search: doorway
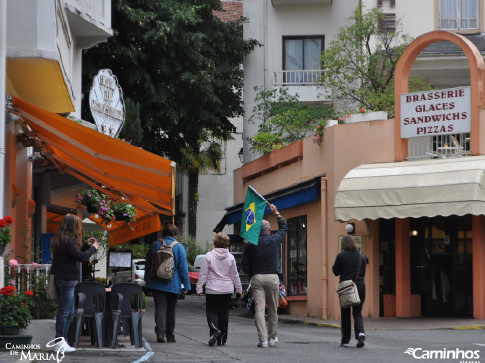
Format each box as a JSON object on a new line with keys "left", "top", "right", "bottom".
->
{"left": 410, "top": 216, "right": 473, "bottom": 317}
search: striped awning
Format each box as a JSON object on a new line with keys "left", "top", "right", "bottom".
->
{"left": 334, "top": 156, "right": 485, "bottom": 221}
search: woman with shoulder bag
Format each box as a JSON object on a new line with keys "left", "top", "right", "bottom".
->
{"left": 50, "top": 214, "right": 100, "bottom": 352}
{"left": 332, "top": 235, "right": 366, "bottom": 348}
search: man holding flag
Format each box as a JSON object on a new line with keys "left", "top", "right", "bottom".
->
{"left": 241, "top": 186, "right": 288, "bottom": 348}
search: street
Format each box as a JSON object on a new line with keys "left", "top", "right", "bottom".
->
{"left": 1, "top": 295, "right": 484, "bottom": 363}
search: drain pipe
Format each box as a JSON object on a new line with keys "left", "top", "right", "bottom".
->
{"left": 0, "top": 0, "right": 6, "bottom": 290}
{"left": 0, "top": 0, "right": 6, "bottom": 218}
{"left": 321, "top": 177, "right": 328, "bottom": 319}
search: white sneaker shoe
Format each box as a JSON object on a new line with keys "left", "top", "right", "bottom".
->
{"left": 54, "top": 340, "right": 76, "bottom": 353}
{"left": 269, "top": 337, "right": 278, "bottom": 347}
{"left": 257, "top": 341, "right": 268, "bottom": 348}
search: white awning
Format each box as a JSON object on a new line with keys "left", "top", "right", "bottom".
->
{"left": 334, "top": 156, "right": 485, "bottom": 222}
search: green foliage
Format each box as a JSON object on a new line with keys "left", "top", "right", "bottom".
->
{"left": 119, "top": 98, "right": 142, "bottom": 145}
{"left": 0, "top": 286, "right": 33, "bottom": 328}
{"left": 178, "top": 235, "right": 211, "bottom": 265}
{"left": 249, "top": 87, "right": 336, "bottom": 153}
{"left": 110, "top": 242, "right": 149, "bottom": 259}
{"left": 321, "top": 6, "right": 418, "bottom": 117}
{"left": 29, "top": 272, "right": 58, "bottom": 319}
{"left": 82, "top": 0, "right": 258, "bottom": 164}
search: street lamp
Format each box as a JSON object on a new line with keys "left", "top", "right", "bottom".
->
{"left": 238, "top": 147, "right": 244, "bottom": 163}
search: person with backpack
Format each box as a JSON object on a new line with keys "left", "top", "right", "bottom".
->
{"left": 196, "top": 232, "right": 242, "bottom": 346}
{"left": 145, "top": 224, "right": 191, "bottom": 343}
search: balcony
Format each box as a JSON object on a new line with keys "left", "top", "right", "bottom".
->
{"left": 408, "top": 133, "right": 471, "bottom": 160}
{"left": 272, "top": 0, "right": 332, "bottom": 5}
{"left": 273, "top": 70, "right": 331, "bottom": 102}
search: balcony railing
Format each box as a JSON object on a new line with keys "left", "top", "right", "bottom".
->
{"left": 273, "top": 70, "right": 324, "bottom": 86}
{"left": 408, "top": 133, "right": 471, "bottom": 160}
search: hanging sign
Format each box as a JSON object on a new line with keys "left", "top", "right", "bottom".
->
{"left": 400, "top": 86, "right": 470, "bottom": 138}
{"left": 89, "top": 69, "right": 125, "bottom": 137}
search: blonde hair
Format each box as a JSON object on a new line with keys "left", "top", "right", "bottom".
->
{"left": 213, "top": 232, "right": 230, "bottom": 248}
{"left": 51, "top": 214, "right": 83, "bottom": 251}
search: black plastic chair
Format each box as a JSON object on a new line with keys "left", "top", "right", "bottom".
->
{"left": 73, "top": 281, "right": 106, "bottom": 348}
{"left": 110, "top": 283, "right": 143, "bottom": 349}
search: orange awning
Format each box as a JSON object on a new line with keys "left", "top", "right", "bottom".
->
{"left": 12, "top": 97, "right": 175, "bottom": 217}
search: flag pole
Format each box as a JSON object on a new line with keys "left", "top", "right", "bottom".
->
{"left": 249, "top": 185, "right": 272, "bottom": 207}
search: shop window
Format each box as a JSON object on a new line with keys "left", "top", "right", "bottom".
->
{"left": 439, "top": 0, "right": 478, "bottom": 30}
{"left": 287, "top": 216, "right": 307, "bottom": 296}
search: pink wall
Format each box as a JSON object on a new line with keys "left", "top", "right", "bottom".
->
{"left": 236, "top": 118, "right": 395, "bottom": 319}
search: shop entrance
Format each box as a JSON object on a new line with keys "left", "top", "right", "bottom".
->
{"left": 410, "top": 216, "right": 473, "bottom": 317}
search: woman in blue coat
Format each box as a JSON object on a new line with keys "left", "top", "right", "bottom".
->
{"left": 145, "top": 224, "right": 191, "bottom": 343}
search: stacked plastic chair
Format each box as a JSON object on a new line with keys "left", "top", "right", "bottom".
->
{"left": 73, "top": 281, "right": 106, "bottom": 348}
{"left": 110, "top": 282, "right": 143, "bottom": 349}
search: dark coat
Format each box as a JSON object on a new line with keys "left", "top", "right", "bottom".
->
{"left": 242, "top": 216, "right": 288, "bottom": 276}
{"left": 51, "top": 238, "right": 96, "bottom": 281}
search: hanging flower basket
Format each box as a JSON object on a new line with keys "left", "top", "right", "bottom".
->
{"left": 112, "top": 202, "right": 136, "bottom": 224}
{"left": 77, "top": 188, "right": 111, "bottom": 220}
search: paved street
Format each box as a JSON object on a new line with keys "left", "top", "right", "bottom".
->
{"left": 1, "top": 295, "right": 485, "bottom": 363}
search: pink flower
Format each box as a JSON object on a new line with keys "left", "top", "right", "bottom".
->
{"left": 316, "top": 135, "right": 320, "bottom": 140}
{"left": 9, "top": 259, "right": 18, "bottom": 267}
{"left": 360, "top": 108, "right": 365, "bottom": 113}
{"left": 338, "top": 117, "right": 343, "bottom": 121}
{"left": 347, "top": 113, "right": 351, "bottom": 118}
{"left": 32, "top": 263, "right": 38, "bottom": 268}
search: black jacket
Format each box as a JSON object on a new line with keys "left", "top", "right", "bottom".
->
{"left": 51, "top": 238, "right": 96, "bottom": 281}
{"left": 242, "top": 216, "right": 288, "bottom": 276}
{"left": 332, "top": 250, "right": 366, "bottom": 284}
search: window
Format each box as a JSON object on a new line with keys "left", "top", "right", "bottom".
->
{"left": 283, "top": 36, "right": 324, "bottom": 85}
{"left": 287, "top": 216, "right": 307, "bottom": 296}
{"left": 439, "top": 0, "right": 478, "bottom": 30}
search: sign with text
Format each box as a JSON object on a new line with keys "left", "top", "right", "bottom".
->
{"left": 89, "top": 69, "right": 125, "bottom": 137}
{"left": 400, "top": 86, "right": 470, "bottom": 138}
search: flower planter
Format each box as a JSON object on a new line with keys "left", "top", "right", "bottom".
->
{"left": 19, "top": 319, "right": 56, "bottom": 347}
{"left": 0, "top": 325, "right": 19, "bottom": 335}
{"left": 345, "top": 111, "right": 388, "bottom": 124}
{"left": 114, "top": 212, "right": 129, "bottom": 222}
{"left": 0, "top": 335, "right": 32, "bottom": 351}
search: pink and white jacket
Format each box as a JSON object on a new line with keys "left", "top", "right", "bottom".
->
{"left": 196, "top": 248, "right": 242, "bottom": 295}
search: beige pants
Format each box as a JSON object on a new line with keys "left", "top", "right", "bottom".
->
{"left": 251, "top": 274, "right": 280, "bottom": 342}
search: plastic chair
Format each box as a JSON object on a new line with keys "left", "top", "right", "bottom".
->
{"left": 110, "top": 283, "right": 143, "bottom": 349}
{"left": 73, "top": 281, "right": 106, "bottom": 348}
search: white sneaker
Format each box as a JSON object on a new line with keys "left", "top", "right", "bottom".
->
{"left": 257, "top": 341, "right": 268, "bottom": 348}
{"left": 54, "top": 340, "right": 76, "bottom": 353}
{"left": 269, "top": 337, "right": 278, "bottom": 347}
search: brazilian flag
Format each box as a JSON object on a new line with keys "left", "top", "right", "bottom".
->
{"left": 240, "top": 186, "right": 267, "bottom": 245}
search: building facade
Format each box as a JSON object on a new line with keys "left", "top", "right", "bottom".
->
{"left": 231, "top": 0, "right": 485, "bottom": 319}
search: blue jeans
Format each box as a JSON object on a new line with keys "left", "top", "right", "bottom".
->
{"left": 55, "top": 280, "right": 77, "bottom": 340}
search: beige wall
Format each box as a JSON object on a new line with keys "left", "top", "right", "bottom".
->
{"left": 235, "top": 118, "right": 395, "bottom": 319}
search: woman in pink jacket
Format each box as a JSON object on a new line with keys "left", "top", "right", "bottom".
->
{"left": 197, "top": 232, "right": 242, "bottom": 346}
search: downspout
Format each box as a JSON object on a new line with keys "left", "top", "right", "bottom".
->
{"left": 0, "top": 0, "right": 6, "bottom": 289}
{"left": 0, "top": 0, "right": 6, "bottom": 217}
{"left": 321, "top": 177, "right": 328, "bottom": 319}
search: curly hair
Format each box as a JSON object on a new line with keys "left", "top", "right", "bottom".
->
{"left": 213, "top": 232, "right": 230, "bottom": 248}
{"left": 50, "top": 214, "right": 83, "bottom": 251}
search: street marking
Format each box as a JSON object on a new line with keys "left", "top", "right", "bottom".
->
{"left": 131, "top": 338, "right": 154, "bottom": 363}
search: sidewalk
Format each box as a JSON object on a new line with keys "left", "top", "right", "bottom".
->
{"left": 230, "top": 306, "right": 485, "bottom": 331}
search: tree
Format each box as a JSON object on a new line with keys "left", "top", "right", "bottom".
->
{"left": 249, "top": 87, "right": 336, "bottom": 154}
{"left": 321, "top": 6, "right": 430, "bottom": 117}
{"left": 82, "top": 0, "right": 258, "bottom": 238}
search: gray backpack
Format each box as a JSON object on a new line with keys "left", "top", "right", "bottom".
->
{"left": 150, "top": 240, "right": 179, "bottom": 281}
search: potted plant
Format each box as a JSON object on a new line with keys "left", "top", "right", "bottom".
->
{"left": 0, "top": 285, "right": 33, "bottom": 335}
{"left": 112, "top": 201, "right": 136, "bottom": 224}
{"left": 77, "top": 187, "right": 111, "bottom": 219}
{"left": 0, "top": 215, "right": 13, "bottom": 256}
